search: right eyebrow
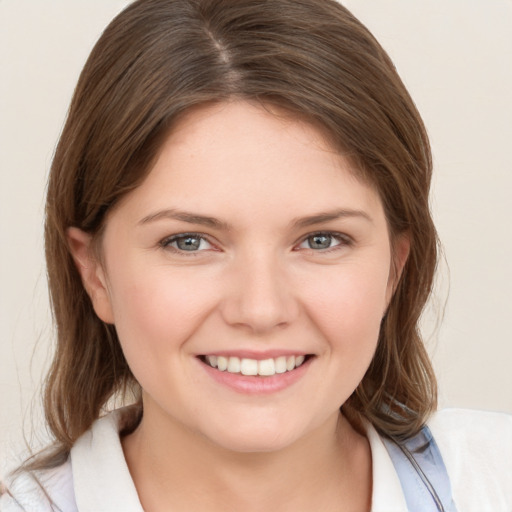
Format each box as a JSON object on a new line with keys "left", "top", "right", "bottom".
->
{"left": 138, "top": 209, "right": 232, "bottom": 231}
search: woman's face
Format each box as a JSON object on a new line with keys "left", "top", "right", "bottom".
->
{"left": 73, "top": 101, "right": 406, "bottom": 453}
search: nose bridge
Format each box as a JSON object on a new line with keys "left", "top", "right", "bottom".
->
{"left": 221, "top": 247, "right": 297, "bottom": 333}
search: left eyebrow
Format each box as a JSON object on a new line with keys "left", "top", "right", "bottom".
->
{"left": 290, "top": 209, "right": 373, "bottom": 229}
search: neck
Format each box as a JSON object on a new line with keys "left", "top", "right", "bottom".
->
{"left": 122, "top": 402, "right": 372, "bottom": 512}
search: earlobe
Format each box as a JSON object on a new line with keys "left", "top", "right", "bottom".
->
{"left": 385, "top": 232, "right": 411, "bottom": 306}
{"left": 67, "top": 227, "right": 115, "bottom": 324}
{"left": 394, "top": 232, "right": 411, "bottom": 280}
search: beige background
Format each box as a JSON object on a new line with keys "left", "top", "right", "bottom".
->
{"left": 1, "top": 0, "right": 511, "bottom": 475}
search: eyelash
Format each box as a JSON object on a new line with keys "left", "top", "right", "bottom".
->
{"left": 159, "top": 232, "right": 214, "bottom": 255}
{"left": 159, "top": 231, "right": 352, "bottom": 256}
{"left": 294, "top": 231, "right": 353, "bottom": 253}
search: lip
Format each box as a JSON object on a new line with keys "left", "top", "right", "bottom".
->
{"left": 197, "top": 354, "right": 313, "bottom": 395}
{"left": 200, "top": 349, "right": 309, "bottom": 360}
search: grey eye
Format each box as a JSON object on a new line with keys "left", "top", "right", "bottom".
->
{"left": 307, "top": 234, "right": 334, "bottom": 250}
{"left": 297, "top": 233, "right": 343, "bottom": 251}
{"left": 164, "top": 234, "right": 212, "bottom": 252}
{"left": 175, "top": 236, "right": 202, "bottom": 251}
{"left": 296, "top": 232, "right": 348, "bottom": 252}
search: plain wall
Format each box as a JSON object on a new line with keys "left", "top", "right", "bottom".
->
{"left": 1, "top": 0, "right": 511, "bottom": 474}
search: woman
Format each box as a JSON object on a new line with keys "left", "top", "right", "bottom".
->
{"left": 1, "top": 0, "right": 511, "bottom": 510}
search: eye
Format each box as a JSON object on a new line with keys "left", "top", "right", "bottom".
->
{"left": 160, "top": 233, "right": 213, "bottom": 253}
{"left": 296, "top": 232, "right": 349, "bottom": 251}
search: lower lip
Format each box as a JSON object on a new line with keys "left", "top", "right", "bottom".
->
{"left": 198, "top": 357, "right": 312, "bottom": 395}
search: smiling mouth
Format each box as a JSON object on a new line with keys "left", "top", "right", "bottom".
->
{"left": 199, "top": 354, "right": 312, "bottom": 377}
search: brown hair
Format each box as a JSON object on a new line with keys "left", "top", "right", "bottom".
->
{"left": 38, "top": 0, "right": 436, "bottom": 469}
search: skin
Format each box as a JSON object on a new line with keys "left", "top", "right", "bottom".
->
{"left": 69, "top": 101, "right": 409, "bottom": 512}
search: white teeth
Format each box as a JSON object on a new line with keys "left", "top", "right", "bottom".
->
{"left": 275, "top": 356, "right": 287, "bottom": 374}
{"left": 227, "top": 356, "right": 241, "bottom": 373}
{"left": 240, "top": 358, "right": 258, "bottom": 376}
{"left": 204, "top": 354, "right": 308, "bottom": 376}
{"left": 258, "top": 358, "right": 275, "bottom": 376}
{"left": 217, "top": 356, "right": 228, "bottom": 371}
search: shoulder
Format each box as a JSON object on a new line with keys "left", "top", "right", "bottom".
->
{"left": 69, "top": 406, "right": 144, "bottom": 511}
{"left": 429, "top": 408, "right": 512, "bottom": 457}
{"left": 428, "top": 408, "right": 512, "bottom": 510}
{"left": 0, "top": 457, "right": 77, "bottom": 512}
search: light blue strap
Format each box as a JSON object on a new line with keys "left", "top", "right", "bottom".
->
{"left": 382, "top": 426, "right": 457, "bottom": 512}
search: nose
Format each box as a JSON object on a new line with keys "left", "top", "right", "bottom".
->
{"left": 220, "top": 251, "right": 299, "bottom": 335}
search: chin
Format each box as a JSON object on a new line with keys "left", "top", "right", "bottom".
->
{"left": 196, "top": 413, "right": 319, "bottom": 455}
{"left": 208, "top": 430, "right": 297, "bottom": 454}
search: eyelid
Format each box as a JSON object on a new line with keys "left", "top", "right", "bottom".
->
{"left": 294, "top": 231, "right": 353, "bottom": 251}
{"left": 159, "top": 232, "right": 217, "bottom": 254}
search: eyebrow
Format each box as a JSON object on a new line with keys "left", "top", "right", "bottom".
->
{"left": 138, "top": 207, "right": 372, "bottom": 230}
{"left": 138, "top": 209, "right": 231, "bottom": 230}
{"left": 290, "top": 209, "right": 373, "bottom": 228}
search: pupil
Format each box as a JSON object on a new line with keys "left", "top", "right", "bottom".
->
{"left": 178, "top": 236, "right": 200, "bottom": 251}
{"left": 310, "top": 234, "right": 331, "bottom": 249}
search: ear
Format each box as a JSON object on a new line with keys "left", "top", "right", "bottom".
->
{"left": 385, "top": 232, "right": 411, "bottom": 306}
{"left": 67, "top": 227, "right": 115, "bottom": 324}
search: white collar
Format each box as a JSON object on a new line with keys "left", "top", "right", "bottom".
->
{"left": 71, "top": 408, "right": 408, "bottom": 511}
{"left": 71, "top": 408, "right": 144, "bottom": 512}
{"left": 365, "top": 422, "right": 408, "bottom": 511}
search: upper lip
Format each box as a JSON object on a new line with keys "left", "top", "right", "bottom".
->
{"left": 198, "top": 349, "right": 311, "bottom": 360}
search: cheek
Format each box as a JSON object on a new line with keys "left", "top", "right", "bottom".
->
{"left": 301, "top": 260, "right": 390, "bottom": 355}
{"left": 105, "top": 262, "right": 217, "bottom": 366}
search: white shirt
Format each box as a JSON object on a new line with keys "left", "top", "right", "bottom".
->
{"left": 1, "top": 408, "right": 511, "bottom": 511}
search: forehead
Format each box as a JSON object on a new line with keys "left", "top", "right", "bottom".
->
{"left": 164, "top": 100, "right": 337, "bottom": 162}
{"left": 111, "top": 100, "right": 385, "bottom": 229}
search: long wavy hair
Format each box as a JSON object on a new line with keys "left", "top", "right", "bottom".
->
{"left": 35, "top": 0, "right": 436, "bottom": 470}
